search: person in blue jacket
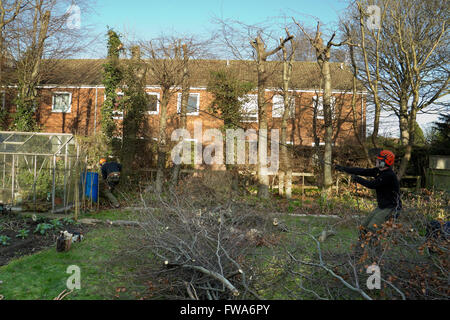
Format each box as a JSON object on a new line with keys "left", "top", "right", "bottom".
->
{"left": 99, "top": 158, "right": 122, "bottom": 208}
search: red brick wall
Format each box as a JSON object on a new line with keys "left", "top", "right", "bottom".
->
{"left": 4, "top": 86, "right": 366, "bottom": 147}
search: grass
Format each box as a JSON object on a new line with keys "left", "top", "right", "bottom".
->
{"left": 1, "top": 186, "right": 445, "bottom": 300}
{"left": 251, "top": 214, "right": 359, "bottom": 299}
{"left": 0, "top": 217, "right": 138, "bottom": 300}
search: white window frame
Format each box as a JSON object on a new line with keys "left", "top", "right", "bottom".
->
{"left": 177, "top": 93, "right": 200, "bottom": 116}
{"left": 313, "top": 95, "right": 336, "bottom": 120}
{"left": 240, "top": 94, "right": 258, "bottom": 123}
{"left": 272, "top": 95, "right": 295, "bottom": 119}
{"left": 146, "top": 92, "right": 160, "bottom": 115}
{"left": 51, "top": 92, "right": 72, "bottom": 113}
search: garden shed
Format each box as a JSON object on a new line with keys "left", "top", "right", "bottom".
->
{"left": 0, "top": 131, "right": 87, "bottom": 213}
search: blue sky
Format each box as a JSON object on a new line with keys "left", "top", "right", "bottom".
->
{"left": 81, "top": 0, "right": 445, "bottom": 132}
{"left": 86, "top": 0, "right": 348, "bottom": 46}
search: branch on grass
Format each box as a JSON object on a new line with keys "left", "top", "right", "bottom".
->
{"left": 166, "top": 263, "right": 239, "bottom": 297}
{"left": 287, "top": 232, "right": 374, "bottom": 301}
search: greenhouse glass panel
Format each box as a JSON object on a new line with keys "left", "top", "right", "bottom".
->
{"left": 0, "top": 132, "right": 88, "bottom": 214}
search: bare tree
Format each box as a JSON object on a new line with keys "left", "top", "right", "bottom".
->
{"left": 0, "top": 0, "right": 25, "bottom": 86}
{"left": 344, "top": 0, "right": 449, "bottom": 178}
{"left": 171, "top": 42, "right": 191, "bottom": 187}
{"left": 278, "top": 28, "right": 296, "bottom": 199}
{"left": 293, "top": 19, "right": 348, "bottom": 194}
{"left": 5, "top": 0, "right": 96, "bottom": 131}
{"left": 250, "top": 33, "right": 293, "bottom": 199}
{"left": 342, "top": 22, "right": 373, "bottom": 165}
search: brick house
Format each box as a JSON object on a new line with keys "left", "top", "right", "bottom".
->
{"left": 1, "top": 59, "right": 367, "bottom": 148}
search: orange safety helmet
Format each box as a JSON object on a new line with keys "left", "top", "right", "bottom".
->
{"left": 99, "top": 158, "right": 107, "bottom": 165}
{"left": 376, "top": 150, "right": 395, "bottom": 167}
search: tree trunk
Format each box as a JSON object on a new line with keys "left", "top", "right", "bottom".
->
{"left": 257, "top": 74, "right": 270, "bottom": 199}
{"left": 156, "top": 94, "right": 169, "bottom": 193}
{"left": 398, "top": 90, "right": 419, "bottom": 179}
{"left": 279, "top": 40, "right": 294, "bottom": 199}
{"left": 322, "top": 60, "right": 333, "bottom": 194}
{"left": 399, "top": 97, "right": 409, "bottom": 146}
{"left": 171, "top": 45, "right": 189, "bottom": 187}
{"left": 15, "top": 10, "right": 50, "bottom": 131}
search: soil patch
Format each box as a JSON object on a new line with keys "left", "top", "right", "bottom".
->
{"left": 0, "top": 213, "right": 91, "bottom": 266}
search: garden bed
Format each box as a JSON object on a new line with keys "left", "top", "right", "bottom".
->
{"left": 0, "top": 213, "right": 90, "bottom": 266}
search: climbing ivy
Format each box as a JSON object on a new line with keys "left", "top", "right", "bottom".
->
{"left": 101, "top": 29, "right": 123, "bottom": 147}
{"left": 207, "top": 69, "right": 254, "bottom": 130}
{"left": 13, "top": 83, "right": 39, "bottom": 132}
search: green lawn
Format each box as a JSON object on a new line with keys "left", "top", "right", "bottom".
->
{"left": 0, "top": 207, "right": 360, "bottom": 300}
{"left": 0, "top": 223, "right": 138, "bottom": 300}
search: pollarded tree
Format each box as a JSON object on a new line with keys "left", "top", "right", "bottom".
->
{"left": 278, "top": 28, "right": 296, "bottom": 199}
{"left": 250, "top": 33, "right": 293, "bottom": 199}
{"left": 141, "top": 37, "right": 188, "bottom": 194}
{"left": 293, "top": 19, "right": 348, "bottom": 194}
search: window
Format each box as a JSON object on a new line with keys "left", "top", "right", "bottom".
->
{"left": 112, "top": 93, "right": 124, "bottom": 120}
{"left": 240, "top": 94, "right": 258, "bottom": 123}
{"left": 272, "top": 95, "right": 295, "bottom": 118}
{"left": 146, "top": 93, "right": 159, "bottom": 115}
{"left": 52, "top": 92, "right": 72, "bottom": 113}
{"left": 177, "top": 93, "right": 200, "bottom": 116}
{"left": 313, "top": 95, "right": 336, "bottom": 120}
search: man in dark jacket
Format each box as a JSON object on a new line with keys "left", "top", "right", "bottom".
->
{"left": 336, "top": 150, "right": 402, "bottom": 235}
{"left": 99, "top": 158, "right": 122, "bottom": 208}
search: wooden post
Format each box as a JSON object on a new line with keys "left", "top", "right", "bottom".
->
{"left": 74, "top": 178, "right": 79, "bottom": 222}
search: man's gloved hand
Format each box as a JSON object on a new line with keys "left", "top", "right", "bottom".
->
{"left": 335, "top": 165, "right": 345, "bottom": 172}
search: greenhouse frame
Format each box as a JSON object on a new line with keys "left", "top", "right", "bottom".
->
{"left": 0, "top": 131, "right": 89, "bottom": 213}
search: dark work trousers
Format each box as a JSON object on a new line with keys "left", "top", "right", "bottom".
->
{"left": 101, "top": 173, "right": 120, "bottom": 208}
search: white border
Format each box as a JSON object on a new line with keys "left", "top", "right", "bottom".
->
{"left": 51, "top": 92, "right": 72, "bottom": 113}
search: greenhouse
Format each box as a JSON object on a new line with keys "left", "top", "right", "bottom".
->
{"left": 0, "top": 131, "right": 90, "bottom": 213}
